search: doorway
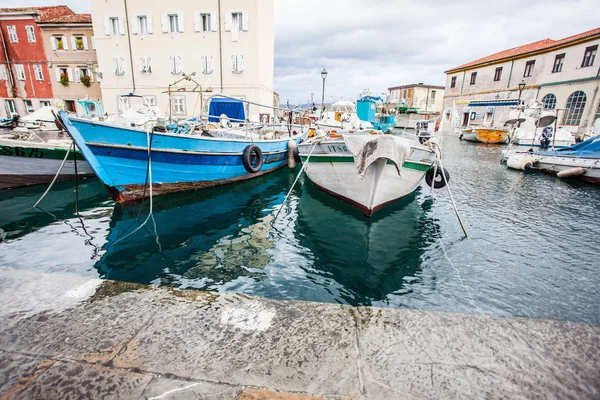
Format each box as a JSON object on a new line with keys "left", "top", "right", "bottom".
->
{"left": 462, "top": 112, "right": 469, "bottom": 126}
{"left": 64, "top": 100, "right": 76, "bottom": 113}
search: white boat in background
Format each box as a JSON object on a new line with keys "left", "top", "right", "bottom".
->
{"left": 19, "top": 106, "right": 61, "bottom": 132}
{"left": 297, "top": 132, "right": 443, "bottom": 216}
{"left": 0, "top": 131, "right": 94, "bottom": 190}
{"left": 315, "top": 101, "right": 374, "bottom": 132}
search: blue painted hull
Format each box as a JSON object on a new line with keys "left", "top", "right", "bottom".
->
{"left": 373, "top": 122, "right": 395, "bottom": 132}
{"left": 57, "top": 111, "right": 307, "bottom": 202}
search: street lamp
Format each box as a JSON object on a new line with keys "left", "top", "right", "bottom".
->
{"left": 310, "top": 92, "right": 314, "bottom": 109}
{"left": 518, "top": 80, "right": 526, "bottom": 104}
{"left": 320, "top": 69, "right": 328, "bottom": 112}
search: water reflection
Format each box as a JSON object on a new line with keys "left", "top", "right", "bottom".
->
{"left": 95, "top": 173, "right": 289, "bottom": 287}
{"left": 294, "top": 181, "right": 439, "bottom": 305}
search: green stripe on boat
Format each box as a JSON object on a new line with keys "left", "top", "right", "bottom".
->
{"left": 0, "top": 145, "right": 86, "bottom": 161}
{"left": 299, "top": 155, "right": 432, "bottom": 171}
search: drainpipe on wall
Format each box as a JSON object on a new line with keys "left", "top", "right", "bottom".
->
{"left": 123, "top": 0, "right": 136, "bottom": 92}
{"left": 218, "top": 0, "right": 224, "bottom": 93}
{"left": 460, "top": 70, "right": 466, "bottom": 94}
{"left": 0, "top": 25, "right": 17, "bottom": 97}
{"left": 425, "top": 86, "right": 430, "bottom": 112}
{"left": 506, "top": 58, "right": 514, "bottom": 90}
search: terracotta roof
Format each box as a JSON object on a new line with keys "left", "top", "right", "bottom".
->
{"left": 42, "top": 13, "right": 92, "bottom": 24}
{"left": 0, "top": 5, "right": 74, "bottom": 22}
{"left": 447, "top": 27, "right": 600, "bottom": 72}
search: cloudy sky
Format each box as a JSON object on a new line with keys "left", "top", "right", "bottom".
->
{"left": 7, "top": 0, "right": 600, "bottom": 104}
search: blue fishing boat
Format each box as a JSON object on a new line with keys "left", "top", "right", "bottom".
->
{"left": 373, "top": 114, "right": 395, "bottom": 133}
{"left": 56, "top": 111, "right": 307, "bottom": 203}
{"left": 356, "top": 95, "right": 394, "bottom": 132}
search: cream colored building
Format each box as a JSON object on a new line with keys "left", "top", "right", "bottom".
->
{"left": 387, "top": 83, "right": 445, "bottom": 113}
{"left": 441, "top": 27, "right": 600, "bottom": 136}
{"left": 90, "top": 0, "right": 275, "bottom": 118}
{"left": 39, "top": 13, "right": 102, "bottom": 113}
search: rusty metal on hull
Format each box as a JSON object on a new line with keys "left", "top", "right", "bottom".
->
{"left": 310, "top": 180, "right": 408, "bottom": 217}
{"left": 107, "top": 164, "right": 287, "bottom": 203}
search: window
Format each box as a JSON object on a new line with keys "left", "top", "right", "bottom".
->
{"left": 581, "top": 45, "right": 597, "bottom": 67}
{"left": 118, "top": 96, "right": 131, "bottom": 112}
{"left": 113, "top": 57, "right": 125, "bottom": 75}
{"left": 169, "top": 55, "right": 182, "bottom": 74}
{"left": 72, "top": 35, "right": 88, "bottom": 51}
{"left": 33, "top": 64, "right": 43, "bottom": 81}
{"left": 562, "top": 91, "right": 587, "bottom": 126}
{"left": 232, "top": 12, "right": 243, "bottom": 31}
{"left": 76, "top": 67, "right": 93, "bottom": 84}
{"left": 110, "top": 17, "right": 121, "bottom": 35}
{"left": 25, "top": 25, "right": 36, "bottom": 42}
{"left": 450, "top": 76, "right": 456, "bottom": 88}
{"left": 169, "top": 14, "right": 179, "bottom": 33}
{"left": 6, "top": 100, "right": 16, "bottom": 115}
{"left": 143, "top": 96, "right": 156, "bottom": 107}
{"left": 52, "top": 36, "right": 68, "bottom": 50}
{"left": 552, "top": 54, "right": 565, "bottom": 73}
{"left": 494, "top": 67, "right": 502, "bottom": 81}
{"left": 431, "top": 90, "right": 436, "bottom": 100}
{"left": 228, "top": 12, "right": 246, "bottom": 41}
{"left": 55, "top": 67, "right": 72, "bottom": 83}
{"left": 196, "top": 13, "right": 212, "bottom": 32}
{"left": 7, "top": 26, "right": 17, "bottom": 42}
{"left": 140, "top": 56, "right": 152, "bottom": 74}
{"left": 15, "top": 64, "right": 25, "bottom": 80}
{"left": 523, "top": 60, "right": 535, "bottom": 77}
{"left": 172, "top": 95, "right": 185, "bottom": 115}
{"left": 138, "top": 15, "right": 148, "bottom": 34}
{"left": 40, "top": 100, "right": 51, "bottom": 107}
{"left": 596, "top": 101, "right": 600, "bottom": 121}
{"left": 231, "top": 54, "right": 244, "bottom": 74}
{"left": 541, "top": 94, "right": 556, "bottom": 110}
{"left": 201, "top": 54, "right": 213, "bottom": 74}
{"left": 24, "top": 100, "right": 34, "bottom": 113}
{"left": 0, "top": 65, "right": 7, "bottom": 80}
{"left": 470, "top": 72, "right": 477, "bottom": 85}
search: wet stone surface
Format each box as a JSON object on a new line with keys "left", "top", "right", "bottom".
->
{"left": 0, "top": 282, "right": 598, "bottom": 399}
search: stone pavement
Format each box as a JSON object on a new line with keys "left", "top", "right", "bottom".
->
{"left": 0, "top": 280, "right": 598, "bottom": 399}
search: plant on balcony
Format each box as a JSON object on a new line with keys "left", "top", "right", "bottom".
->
{"left": 75, "top": 38, "right": 84, "bottom": 50}
{"left": 56, "top": 38, "right": 64, "bottom": 50}
{"left": 80, "top": 74, "right": 91, "bottom": 87}
{"left": 60, "top": 73, "right": 69, "bottom": 86}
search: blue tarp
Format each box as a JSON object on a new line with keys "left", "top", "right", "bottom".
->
{"left": 208, "top": 98, "right": 245, "bottom": 122}
{"left": 535, "top": 134, "right": 600, "bottom": 159}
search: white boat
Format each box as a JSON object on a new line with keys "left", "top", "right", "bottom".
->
{"left": 297, "top": 132, "right": 441, "bottom": 216}
{"left": 512, "top": 125, "right": 575, "bottom": 149}
{"left": 504, "top": 135, "right": 600, "bottom": 185}
{"left": 0, "top": 131, "right": 94, "bottom": 190}
{"left": 315, "top": 101, "right": 374, "bottom": 132}
{"left": 19, "top": 106, "right": 61, "bottom": 132}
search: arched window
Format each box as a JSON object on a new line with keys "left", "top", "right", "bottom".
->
{"left": 541, "top": 93, "right": 556, "bottom": 110}
{"left": 562, "top": 91, "right": 587, "bottom": 125}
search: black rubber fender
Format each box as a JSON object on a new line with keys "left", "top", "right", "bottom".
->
{"left": 293, "top": 146, "right": 301, "bottom": 163}
{"left": 425, "top": 167, "right": 450, "bottom": 189}
{"left": 242, "top": 145, "right": 263, "bottom": 173}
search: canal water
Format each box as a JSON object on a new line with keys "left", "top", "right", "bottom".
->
{"left": 1, "top": 134, "right": 599, "bottom": 324}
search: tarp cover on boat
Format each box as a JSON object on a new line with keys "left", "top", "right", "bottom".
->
{"left": 21, "top": 106, "right": 57, "bottom": 122}
{"left": 535, "top": 134, "right": 600, "bottom": 159}
{"left": 208, "top": 98, "right": 245, "bottom": 122}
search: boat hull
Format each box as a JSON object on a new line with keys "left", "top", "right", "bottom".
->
{"left": 512, "top": 138, "right": 574, "bottom": 149}
{"left": 298, "top": 140, "right": 434, "bottom": 215}
{"left": 59, "top": 112, "right": 307, "bottom": 202}
{"left": 463, "top": 129, "right": 509, "bottom": 144}
{"left": 535, "top": 156, "right": 600, "bottom": 185}
{"left": 0, "top": 141, "right": 93, "bottom": 190}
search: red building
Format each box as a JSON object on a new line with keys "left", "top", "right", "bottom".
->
{"left": 0, "top": 6, "right": 76, "bottom": 118}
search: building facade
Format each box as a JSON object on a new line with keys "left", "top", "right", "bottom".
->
{"left": 441, "top": 27, "right": 600, "bottom": 136}
{"left": 0, "top": 6, "right": 99, "bottom": 118}
{"left": 387, "top": 83, "right": 445, "bottom": 113}
{"left": 90, "top": 0, "right": 275, "bottom": 118}
{"left": 39, "top": 13, "right": 101, "bottom": 113}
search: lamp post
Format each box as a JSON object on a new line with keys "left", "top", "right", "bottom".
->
{"left": 320, "top": 69, "right": 328, "bottom": 112}
{"left": 517, "top": 80, "right": 526, "bottom": 104}
{"left": 310, "top": 92, "right": 314, "bottom": 109}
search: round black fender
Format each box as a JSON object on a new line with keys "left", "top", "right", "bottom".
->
{"left": 425, "top": 167, "right": 450, "bottom": 189}
{"left": 418, "top": 131, "right": 432, "bottom": 144}
{"left": 293, "top": 146, "right": 301, "bottom": 163}
{"left": 242, "top": 145, "right": 263, "bottom": 173}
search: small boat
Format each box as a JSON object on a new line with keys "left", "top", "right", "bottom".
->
{"left": 0, "top": 114, "right": 20, "bottom": 129}
{"left": 19, "top": 106, "right": 62, "bottom": 132}
{"left": 373, "top": 114, "right": 395, "bottom": 133}
{"left": 297, "top": 132, "right": 443, "bottom": 216}
{"left": 505, "top": 135, "right": 600, "bottom": 185}
{"left": 462, "top": 127, "right": 509, "bottom": 144}
{"left": 315, "top": 101, "right": 373, "bottom": 132}
{"left": 57, "top": 110, "right": 308, "bottom": 203}
{"left": 511, "top": 125, "right": 575, "bottom": 149}
{"left": 0, "top": 130, "right": 94, "bottom": 190}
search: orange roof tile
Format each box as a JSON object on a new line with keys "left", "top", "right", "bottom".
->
{"left": 447, "top": 27, "right": 600, "bottom": 72}
{"left": 42, "top": 13, "right": 92, "bottom": 24}
{"left": 0, "top": 5, "right": 74, "bottom": 22}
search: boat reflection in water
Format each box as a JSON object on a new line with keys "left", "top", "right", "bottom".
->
{"left": 294, "top": 179, "right": 439, "bottom": 306}
{"left": 95, "top": 171, "right": 290, "bottom": 286}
